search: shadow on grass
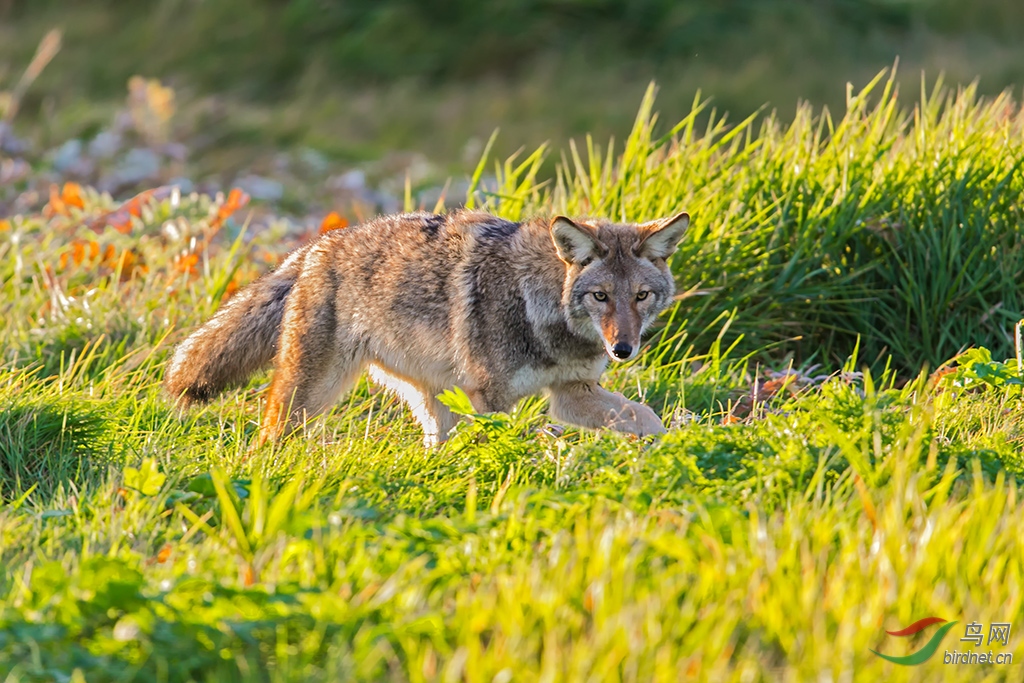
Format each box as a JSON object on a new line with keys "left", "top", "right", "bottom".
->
{"left": 16, "top": 320, "right": 145, "bottom": 381}
{"left": 0, "top": 399, "right": 110, "bottom": 499}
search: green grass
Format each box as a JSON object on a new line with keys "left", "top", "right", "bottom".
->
{"left": 477, "top": 73, "right": 1024, "bottom": 371}
{"left": 6, "top": 0, "right": 1024, "bottom": 175}
{"left": 2, "top": 74, "right": 1024, "bottom": 680}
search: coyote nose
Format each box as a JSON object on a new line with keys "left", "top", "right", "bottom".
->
{"left": 612, "top": 343, "right": 633, "bottom": 359}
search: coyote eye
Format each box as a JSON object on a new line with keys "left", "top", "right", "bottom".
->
{"left": 636, "top": 291, "right": 650, "bottom": 301}
{"left": 592, "top": 292, "right": 608, "bottom": 302}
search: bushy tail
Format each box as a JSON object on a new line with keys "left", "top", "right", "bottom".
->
{"left": 165, "top": 255, "right": 302, "bottom": 406}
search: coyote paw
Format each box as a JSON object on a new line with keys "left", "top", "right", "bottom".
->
{"left": 632, "top": 402, "right": 667, "bottom": 437}
{"left": 608, "top": 400, "right": 666, "bottom": 437}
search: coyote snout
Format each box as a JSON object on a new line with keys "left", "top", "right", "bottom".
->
{"left": 166, "top": 209, "right": 690, "bottom": 446}
{"left": 598, "top": 296, "right": 643, "bottom": 362}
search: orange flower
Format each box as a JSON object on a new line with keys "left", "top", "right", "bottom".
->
{"left": 242, "top": 563, "right": 256, "bottom": 587}
{"left": 174, "top": 252, "right": 200, "bottom": 276}
{"left": 62, "top": 182, "right": 85, "bottom": 210}
{"left": 44, "top": 182, "right": 86, "bottom": 218}
{"left": 57, "top": 240, "right": 146, "bottom": 281}
{"left": 44, "top": 184, "right": 67, "bottom": 218}
{"left": 58, "top": 239, "right": 99, "bottom": 270}
{"left": 107, "top": 247, "right": 148, "bottom": 280}
{"left": 209, "top": 188, "right": 251, "bottom": 230}
{"left": 88, "top": 185, "right": 176, "bottom": 234}
{"left": 319, "top": 211, "right": 349, "bottom": 234}
{"left": 146, "top": 544, "right": 173, "bottom": 566}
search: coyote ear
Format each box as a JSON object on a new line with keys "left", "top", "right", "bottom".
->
{"left": 551, "top": 216, "right": 604, "bottom": 264}
{"left": 637, "top": 211, "right": 690, "bottom": 260}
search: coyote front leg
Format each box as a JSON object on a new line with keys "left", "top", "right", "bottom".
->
{"left": 366, "top": 365, "right": 459, "bottom": 447}
{"left": 548, "top": 381, "right": 666, "bottom": 437}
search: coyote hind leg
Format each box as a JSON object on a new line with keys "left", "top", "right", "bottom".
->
{"left": 259, "top": 346, "right": 363, "bottom": 445}
{"left": 258, "top": 279, "right": 363, "bottom": 445}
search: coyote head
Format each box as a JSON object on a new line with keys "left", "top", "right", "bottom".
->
{"left": 551, "top": 212, "right": 689, "bottom": 362}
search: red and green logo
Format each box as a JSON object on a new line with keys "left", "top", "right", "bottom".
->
{"left": 871, "top": 617, "right": 958, "bottom": 666}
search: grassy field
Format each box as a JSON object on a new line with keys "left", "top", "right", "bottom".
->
{"left": 2, "top": 74, "right": 1024, "bottom": 681}
{"left": 5, "top": 0, "right": 1024, "bottom": 175}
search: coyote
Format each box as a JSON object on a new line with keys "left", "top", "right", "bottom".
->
{"left": 165, "top": 209, "right": 689, "bottom": 446}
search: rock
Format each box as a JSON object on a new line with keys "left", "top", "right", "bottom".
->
{"left": 88, "top": 131, "right": 122, "bottom": 159}
{"left": 299, "top": 148, "right": 329, "bottom": 175}
{"left": 99, "top": 147, "right": 163, "bottom": 192}
{"left": 234, "top": 174, "right": 284, "bottom": 202}
{"left": 112, "top": 111, "right": 135, "bottom": 135}
{"left": 326, "top": 169, "right": 366, "bottom": 193}
{"left": 195, "top": 178, "right": 223, "bottom": 197}
{"left": 161, "top": 142, "right": 188, "bottom": 162}
{"left": 118, "top": 147, "right": 160, "bottom": 183}
{"left": 167, "top": 176, "right": 195, "bottom": 194}
{"left": 0, "top": 123, "right": 30, "bottom": 156}
{"left": 51, "top": 139, "right": 84, "bottom": 173}
{"left": 50, "top": 138, "right": 96, "bottom": 178}
{"left": 0, "top": 158, "right": 31, "bottom": 185}
{"left": 373, "top": 190, "right": 400, "bottom": 215}
{"left": 117, "top": 147, "right": 162, "bottom": 184}
{"left": 273, "top": 152, "right": 291, "bottom": 174}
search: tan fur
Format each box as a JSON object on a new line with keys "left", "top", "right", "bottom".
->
{"left": 164, "top": 209, "right": 689, "bottom": 446}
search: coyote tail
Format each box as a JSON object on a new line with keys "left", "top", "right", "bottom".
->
{"left": 164, "top": 257, "right": 302, "bottom": 406}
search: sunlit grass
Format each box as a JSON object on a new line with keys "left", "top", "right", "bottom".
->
{"left": 482, "top": 72, "right": 1024, "bottom": 372}
{"left": 2, "top": 72, "right": 1024, "bottom": 681}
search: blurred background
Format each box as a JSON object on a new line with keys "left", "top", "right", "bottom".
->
{"left": 1, "top": 0, "right": 1023, "bottom": 216}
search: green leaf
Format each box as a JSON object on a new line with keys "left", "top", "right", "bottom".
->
{"left": 187, "top": 474, "right": 216, "bottom": 497}
{"left": 465, "top": 129, "right": 499, "bottom": 210}
{"left": 210, "top": 468, "right": 252, "bottom": 558}
{"left": 437, "top": 387, "right": 477, "bottom": 416}
{"left": 123, "top": 458, "right": 166, "bottom": 497}
{"left": 265, "top": 477, "right": 303, "bottom": 540}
